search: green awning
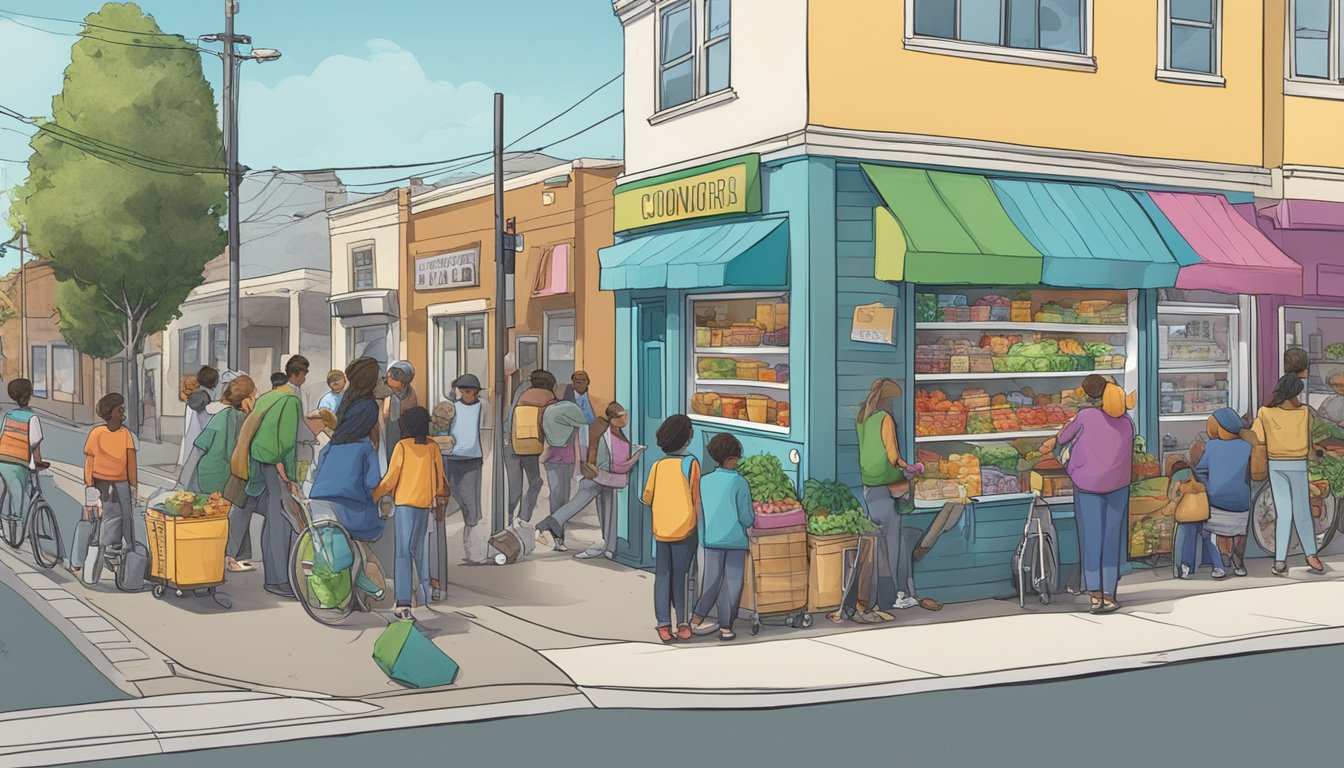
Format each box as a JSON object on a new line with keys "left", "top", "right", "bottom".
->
{"left": 862, "top": 164, "right": 1043, "bottom": 285}
{"left": 598, "top": 218, "right": 788, "bottom": 291}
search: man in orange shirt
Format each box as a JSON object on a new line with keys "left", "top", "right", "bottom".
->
{"left": 84, "top": 393, "right": 138, "bottom": 579}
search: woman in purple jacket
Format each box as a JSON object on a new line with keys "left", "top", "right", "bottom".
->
{"left": 1042, "top": 375, "right": 1134, "bottom": 614}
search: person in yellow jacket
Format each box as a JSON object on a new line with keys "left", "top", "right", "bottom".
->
{"left": 641, "top": 414, "right": 700, "bottom": 643}
{"left": 374, "top": 406, "right": 449, "bottom": 620}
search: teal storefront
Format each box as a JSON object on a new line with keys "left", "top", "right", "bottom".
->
{"left": 600, "top": 154, "right": 1292, "bottom": 602}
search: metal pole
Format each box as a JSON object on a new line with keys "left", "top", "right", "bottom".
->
{"left": 224, "top": 0, "right": 241, "bottom": 371}
{"left": 17, "top": 224, "right": 26, "bottom": 378}
{"left": 492, "top": 93, "right": 506, "bottom": 535}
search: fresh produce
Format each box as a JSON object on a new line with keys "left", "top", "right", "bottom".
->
{"left": 1309, "top": 452, "right": 1344, "bottom": 497}
{"left": 1326, "top": 342, "right": 1344, "bottom": 360}
{"left": 430, "top": 401, "right": 456, "bottom": 434}
{"left": 802, "top": 479, "right": 863, "bottom": 517}
{"left": 739, "top": 453, "right": 800, "bottom": 508}
{"left": 806, "top": 509, "right": 880, "bottom": 536}
{"left": 1132, "top": 452, "right": 1161, "bottom": 482}
{"left": 972, "top": 443, "right": 1019, "bottom": 474}
{"left": 1130, "top": 476, "right": 1169, "bottom": 499}
{"left": 160, "top": 490, "right": 229, "bottom": 519}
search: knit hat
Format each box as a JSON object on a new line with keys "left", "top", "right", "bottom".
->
{"left": 388, "top": 360, "right": 415, "bottom": 383}
{"left": 1212, "top": 407, "right": 1243, "bottom": 436}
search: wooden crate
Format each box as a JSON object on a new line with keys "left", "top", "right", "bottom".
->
{"left": 742, "top": 526, "right": 808, "bottom": 614}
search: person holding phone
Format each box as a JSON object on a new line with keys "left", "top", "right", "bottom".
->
{"left": 535, "top": 402, "right": 644, "bottom": 558}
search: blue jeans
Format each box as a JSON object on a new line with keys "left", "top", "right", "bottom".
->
{"left": 394, "top": 505, "right": 430, "bottom": 607}
{"left": 654, "top": 532, "right": 697, "bottom": 627}
{"left": 1175, "top": 521, "right": 1222, "bottom": 573}
{"left": 1269, "top": 460, "right": 1316, "bottom": 561}
{"left": 1075, "top": 487, "right": 1128, "bottom": 598}
{"left": 692, "top": 547, "right": 747, "bottom": 628}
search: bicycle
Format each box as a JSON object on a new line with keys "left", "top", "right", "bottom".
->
{"left": 0, "top": 461, "right": 64, "bottom": 570}
{"left": 287, "top": 490, "right": 386, "bottom": 626}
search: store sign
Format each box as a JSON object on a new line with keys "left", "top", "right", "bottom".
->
{"left": 613, "top": 155, "right": 761, "bottom": 231}
{"left": 414, "top": 248, "right": 479, "bottom": 291}
{"left": 851, "top": 302, "right": 896, "bottom": 345}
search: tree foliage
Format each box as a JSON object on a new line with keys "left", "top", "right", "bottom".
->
{"left": 8, "top": 2, "right": 225, "bottom": 427}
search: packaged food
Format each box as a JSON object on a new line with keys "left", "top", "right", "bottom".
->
{"left": 774, "top": 364, "right": 790, "bottom": 383}
{"left": 767, "top": 401, "right": 779, "bottom": 424}
{"left": 721, "top": 395, "right": 748, "bottom": 420}
{"left": 759, "top": 368, "right": 778, "bottom": 383}
{"left": 774, "top": 303, "right": 789, "bottom": 331}
{"left": 969, "top": 355, "right": 995, "bottom": 373}
{"left": 730, "top": 323, "right": 763, "bottom": 347}
{"left": 777, "top": 402, "right": 790, "bottom": 427}
{"left": 746, "top": 395, "right": 770, "bottom": 423}
{"left": 990, "top": 306, "right": 1010, "bottom": 322}
{"left": 756, "top": 302, "right": 777, "bottom": 333}
{"left": 962, "top": 389, "right": 991, "bottom": 410}
{"left": 695, "top": 326, "right": 711, "bottom": 348}
{"left": 969, "top": 305, "right": 991, "bottom": 322}
{"left": 937, "top": 294, "right": 968, "bottom": 308}
{"left": 697, "top": 358, "right": 737, "bottom": 379}
{"left": 1011, "top": 300, "right": 1033, "bottom": 323}
{"left": 692, "top": 393, "right": 723, "bottom": 416}
{"left": 735, "top": 360, "right": 768, "bottom": 380}
{"left": 711, "top": 328, "right": 724, "bottom": 347}
{"left": 950, "top": 355, "right": 969, "bottom": 373}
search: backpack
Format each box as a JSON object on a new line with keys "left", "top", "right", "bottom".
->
{"left": 512, "top": 404, "right": 546, "bottom": 456}
{"left": 0, "top": 409, "right": 34, "bottom": 466}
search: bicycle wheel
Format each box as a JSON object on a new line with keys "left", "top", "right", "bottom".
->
{"left": 1255, "top": 484, "right": 1339, "bottom": 557}
{"left": 0, "top": 484, "right": 21, "bottom": 549}
{"left": 289, "top": 520, "right": 359, "bottom": 625}
{"left": 29, "top": 502, "right": 62, "bottom": 569}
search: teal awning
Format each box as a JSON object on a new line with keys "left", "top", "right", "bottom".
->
{"left": 598, "top": 218, "right": 788, "bottom": 291}
{"left": 990, "top": 179, "right": 1181, "bottom": 289}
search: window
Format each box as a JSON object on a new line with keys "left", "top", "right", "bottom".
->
{"left": 209, "top": 325, "right": 228, "bottom": 369}
{"left": 1162, "top": 0, "right": 1220, "bottom": 77}
{"left": 351, "top": 245, "right": 375, "bottom": 290}
{"left": 656, "top": 0, "right": 732, "bottom": 113}
{"left": 1290, "top": 0, "right": 1344, "bottom": 84}
{"left": 30, "top": 346, "right": 48, "bottom": 399}
{"left": 350, "top": 325, "right": 389, "bottom": 372}
{"left": 180, "top": 326, "right": 201, "bottom": 377}
{"left": 911, "top": 0, "right": 1085, "bottom": 54}
{"left": 545, "top": 310, "right": 577, "bottom": 387}
{"left": 51, "top": 345, "right": 77, "bottom": 399}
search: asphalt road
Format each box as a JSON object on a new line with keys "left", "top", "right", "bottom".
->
{"left": 0, "top": 578, "right": 129, "bottom": 713}
{"left": 64, "top": 643, "right": 1344, "bottom": 768}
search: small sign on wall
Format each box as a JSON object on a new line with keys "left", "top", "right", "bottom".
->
{"left": 851, "top": 302, "right": 896, "bottom": 345}
{"left": 414, "top": 247, "right": 480, "bottom": 291}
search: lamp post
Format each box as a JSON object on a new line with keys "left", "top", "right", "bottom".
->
{"left": 202, "top": 1, "right": 281, "bottom": 371}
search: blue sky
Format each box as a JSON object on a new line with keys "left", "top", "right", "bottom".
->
{"left": 0, "top": 0, "right": 625, "bottom": 267}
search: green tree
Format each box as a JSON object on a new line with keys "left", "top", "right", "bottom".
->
{"left": 8, "top": 2, "right": 225, "bottom": 432}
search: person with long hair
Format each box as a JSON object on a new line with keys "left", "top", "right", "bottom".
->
{"left": 1195, "top": 408, "right": 1253, "bottom": 577}
{"left": 179, "top": 375, "right": 257, "bottom": 573}
{"left": 855, "top": 378, "right": 935, "bottom": 613}
{"left": 534, "top": 402, "right": 645, "bottom": 558}
{"left": 1042, "top": 375, "right": 1134, "bottom": 613}
{"left": 307, "top": 357, "right": 388, "bottom": 601}
{"left": 374, "top": 406, "right": 448, "bottom": 620}
{"left": 1251, "top": 374, "right": 1325, "bottom": 575}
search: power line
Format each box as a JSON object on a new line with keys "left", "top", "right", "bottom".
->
{"left": 0, "top": 11, "right": 205, "bottom": 53}
{"left": 504, "top": 73, "right": 622, "bottom": 150}
{"left": 0, "top": 104, "right": 224, "bottom": 175}
{"left": 272, "top": 150, "right": 494, "bottom": 177}
{"left": 0, "top": 6, "right": 196, "bottom": 40}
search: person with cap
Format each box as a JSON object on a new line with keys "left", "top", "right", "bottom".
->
{"left": 1194, "top": 407, "right": 1253, "bottom": 578}
{"left": 383, "top": 361, "right": 419, "bottom": 462}
{"left": 442, "top": 373, "right": 490, "bottom": 562}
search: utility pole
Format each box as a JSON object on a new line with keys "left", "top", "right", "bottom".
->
{"left": 222, "top": 0, "right": 242, "bottom": 371}
{"left": 492, "top": 93, "right": 507, "bottom": 535}
{"left": 17, "top": 225, "right": 26, "bottom": 379}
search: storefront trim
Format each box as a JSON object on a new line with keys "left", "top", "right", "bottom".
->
{"left": 613, "top": 154, "right": 762, "bottom": 233}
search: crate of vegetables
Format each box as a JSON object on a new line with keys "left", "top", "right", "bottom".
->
{"left": 740, "top": 454, "right": 804, "bottom": 530}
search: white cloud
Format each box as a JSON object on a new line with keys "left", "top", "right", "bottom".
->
{"left": 237, "top": 39, "right": 556, "bottom": 174}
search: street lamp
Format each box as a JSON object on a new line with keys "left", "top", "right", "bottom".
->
{"left": 202, "top": 2, "right": 282, "bottom": 371}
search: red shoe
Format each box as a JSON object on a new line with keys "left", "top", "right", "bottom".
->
{"left": 676, "top": 624, "right": 693, "bottom": 641}
{"left": 657, "top": 626, "right": 675, "bottom": 643}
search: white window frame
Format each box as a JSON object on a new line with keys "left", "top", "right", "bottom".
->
{"left": 1157, "top": 0, "right": 1225, "bottom": 86}
{"left": 903, "top": 0, "right": 1097, "bottom": 72}
{"left": 651, "top": 0, "right": 737, "bottom": 124}
{"left": 1285, "top": 0, "right": 1344, "bottom": 100}
{"left": 350, "top": 242, "right": 376, "bottom": 291}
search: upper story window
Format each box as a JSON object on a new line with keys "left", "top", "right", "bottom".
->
{"left": 657, "top": 0, "right": 732, "bottom": 114}
{"left": 1158, "top": 0, "right": 1223, "bottom": 86}
{"left": 1291, "top": 0, "right": 1339, "bottom": 80}
{"left": 351, "top": 245, "right": 375, "bottom": 290}
{"left": 911, "top": 0, "right": 1085, "bottom": 54}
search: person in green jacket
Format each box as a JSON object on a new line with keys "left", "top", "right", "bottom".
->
{"left": 180, "top": 375, "right": 257, "bottom": 573}
{"left": 856, "top": 378, "right": 934, "bottom": 613}
{"left": 231, "top": 355, "right": 308, "bottom": 597}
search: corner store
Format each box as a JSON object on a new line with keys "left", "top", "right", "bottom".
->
{"left": 599, "top": 154, "right": 1304, "bottom": 600}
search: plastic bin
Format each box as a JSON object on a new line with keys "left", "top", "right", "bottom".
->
{"left": 146, "top": 513, "right": 228, "bottom": 589}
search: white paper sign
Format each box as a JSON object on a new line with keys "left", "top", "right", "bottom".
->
{"left": 414, "top": 248, "right": 480, "bottom": 290}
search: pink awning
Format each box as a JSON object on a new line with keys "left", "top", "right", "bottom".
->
{"left": 532, "top": 243, "right": 571, "bottom": 297}
{"left": 1150, "top": 191, "right": 1303, "bottom": 296}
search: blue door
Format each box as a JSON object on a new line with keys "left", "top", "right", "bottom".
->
{"left": 617, "top": 297, "right": 666, "bottom": 568}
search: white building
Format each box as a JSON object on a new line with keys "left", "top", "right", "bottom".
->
{"left": 327, "top": 188, "right": 403, "bottom": 373}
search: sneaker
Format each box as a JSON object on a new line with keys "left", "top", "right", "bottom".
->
{"left": 553, "top": 536, "right": 568, "bottom": 553}
{"left": 575, "top": 545, "right": 604, "bottom": 560}
{"left": 1233, "top": 565, "right": 1248, "bottom": 577}
{"left": 356, "top": 572, "right": 385, "bottom": 601}
{"left": 892, "top": 593, "right": 919, "bottom": 610}
{"left": 1211, "top": 568, "right": 1227, "bottom": 580}
{"left": 1177, "top": 564, "right": 1192, "bottom": 579}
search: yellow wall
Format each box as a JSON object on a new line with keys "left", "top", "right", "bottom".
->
{"left": 1284, "top": 95, "right": 1344, "bottom": 168}
{"left": 808, "top": 0, "right": 1266, "bottom": 166}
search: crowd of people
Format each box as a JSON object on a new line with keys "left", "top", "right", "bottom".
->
{"left": 0, "top": 340, "right": 1336, "bottom": 639}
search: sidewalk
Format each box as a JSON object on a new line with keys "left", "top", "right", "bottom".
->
{"left": 5, "top": 455, "right": 1344, "bottom": 765}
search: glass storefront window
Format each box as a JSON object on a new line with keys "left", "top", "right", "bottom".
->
{"left": 687, "top": 292, "right": 790, "bottom": 433}
{"left": 913, "top": 287, "right": 1137, "bottom": 505}
{"left": 1158, "top": 301, "right": 1245, "bottom": 472}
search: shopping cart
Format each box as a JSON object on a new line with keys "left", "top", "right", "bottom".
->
{"left": 741, "top": 524, "right": 812, "bottom": 635}
{"left": 143, "top": 489, "right": 232, "bottom": 610}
